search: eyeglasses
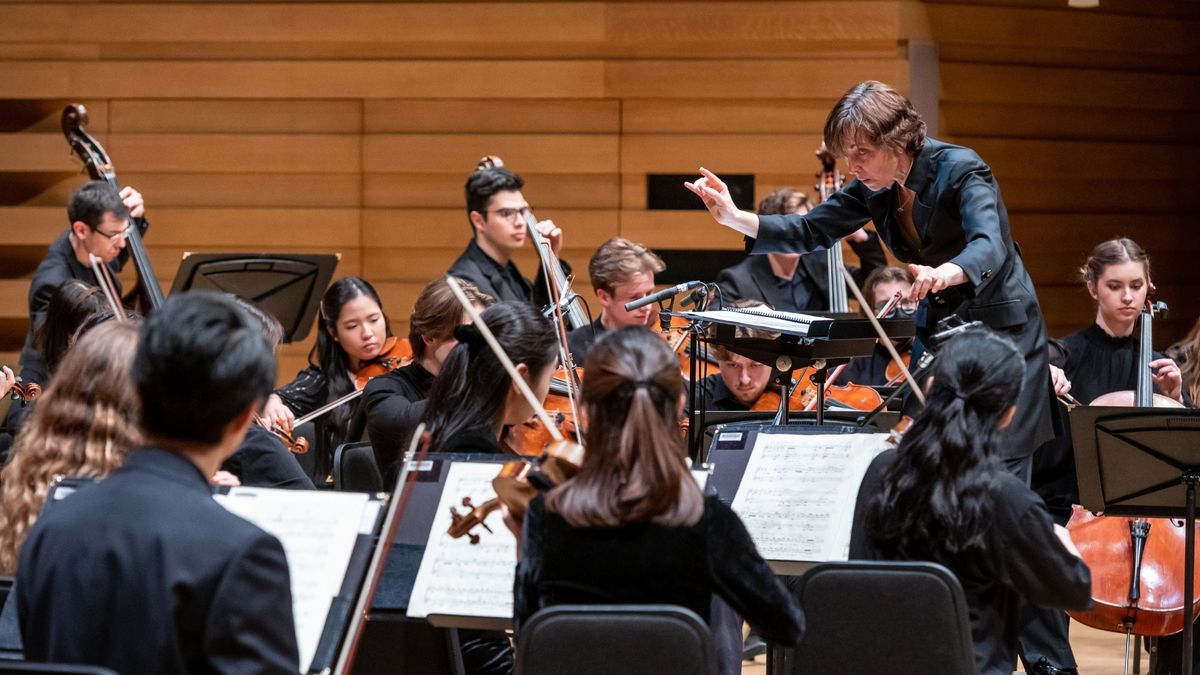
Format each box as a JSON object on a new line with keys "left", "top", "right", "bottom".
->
{"left": 876, "top": 300, "right": 918, "bottom": 317}
{"left": 484, "top": 207, "right": 531, "bottom": 222}
{"left": 94, "top": 223, "right": 132, "bottom": 244}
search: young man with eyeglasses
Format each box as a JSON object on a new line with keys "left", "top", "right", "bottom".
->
{"left": 447, "top": 165, "right": 569, "bottom": 306}
{"left": 833, "top": 265, "right": 917, "bottom": 387}
{"left": 12, "top": 180, "right": 147, "bottom": 403}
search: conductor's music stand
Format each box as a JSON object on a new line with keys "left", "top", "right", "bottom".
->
{"left": 168, "top": 252, "right": 339, "bottom": 343}
{"left": 1072, "top": 406, "right": 1200, "bottom": 675}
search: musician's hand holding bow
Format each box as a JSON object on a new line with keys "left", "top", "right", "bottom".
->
{"left": 1049, "top": 364, "right": 1072, "bottom": 398}
{"left": 535, "top": 219, "right": 564, "bottom": 257}
{"left": 906, "top": 263, "right": 966, "bottom": 301}
{"left": 259, "top": 393, "right": 295, "bottom": 433}
{"left": 1149, "top": 357, "right": 1184, "bottom": 402}
{"left": 119, "top": 186, "right": 145, "bottom": 219}
{"left": 684, "top": 168, "right": 760, "bottom": 237}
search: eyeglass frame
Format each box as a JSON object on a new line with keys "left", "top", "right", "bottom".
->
{"left": 93, "top": 222, "right": 133, "bottom": 244}
{"left": 477, "top": 206, "right": 532, "bottom": 223}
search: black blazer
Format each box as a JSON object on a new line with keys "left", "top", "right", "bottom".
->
{"left": 717, "top": 230, "right": 887, "bottom": 312}
{"left": 17, "top": 447, "right": 299, "bottom": 675}
{"left": 446, "top": 238, "right": 570, "bottom": 307}
{"left": 750, "top": 138, "right": 1052, "bottom": 457}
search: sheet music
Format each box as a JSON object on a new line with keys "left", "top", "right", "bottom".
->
{"left": 731, "top": 433, "right": 886, "bottom": 562}
{"left": 214, "top": 488, "right": 371, "bottom": 673}
{"left": 677, "top": 309, "right": 818, "bottom": 337}
{"left": 407, "top": 462, "right": 517, "bottom": 620}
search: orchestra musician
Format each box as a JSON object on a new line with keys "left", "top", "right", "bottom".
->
{"left": 1022, "top": 238, "right": 1188, "bottom": 675}
{"left": 419, "top": 300, "right": 558, "bottom": 675}
{"left": 17, "top": 293, "right": 298, "bottom": 674}
{"left": 834, "top": 266, "right": 917, "bottom": 387}
{"left": 566, "top": 236, "right": 665, "bottom": 362}
{"left": 849, "top": 327, "right": 1091, "bottom": 675}
{"left": 5, "top": 183, "right": 146, "bottom": 437}
{"left": 512, "top": 327, "right": 805, "bottom": 672}
{"left": 687, "top": 80, "right": 1056, "bottom": 479}
{"left": 0, "top": 321, "right": 140, "bottom": 575}
{"left": 364, "top": 277, "right": 493, "bottom": 489}
{"left": 716, "top": 187, "right": 886, "bottom": 312}
{"left": 700, "top": 300, "right": 777, "bottom": 412}
{"left": 259, "top": 276, "right": 393, "bottom": 482}
{"left": 448, "top": 163, "right": 569, "bottom": 307}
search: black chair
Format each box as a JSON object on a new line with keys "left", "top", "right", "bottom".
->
{"left": 514, "top": 604, "right": 716, "bottom": 675}
{"left": 333, "top": 441, "right": 383, "bottom": 492}
{"left": 773, "top": 560, "right": 976, "bottom": 675}
{"left": 0, "top": 663, "right": 118, "bottom": 674}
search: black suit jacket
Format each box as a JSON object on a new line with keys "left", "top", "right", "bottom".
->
{"left": 17, "top": 447, "right": 299, "bottom": 675}
{"left": 446, "top": 239, "right": 569, "bottom": 307}
{"left": 751, "top": 138, "right": 1051, "bottom": 457}
{"left": 717, "top": 230, "right": 887, "bottom": 311}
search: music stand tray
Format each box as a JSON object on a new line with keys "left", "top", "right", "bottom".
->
{"left": 169, "top": 252, "right": 339, "bottom": 343}
{"left": 1072, "top": 406, "right": 1200, "bottom": 675}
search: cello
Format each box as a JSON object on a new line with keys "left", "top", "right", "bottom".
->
{"left": 1067, "top": 301, "right": 1196, "bottom": 668}
{"left": 62, "top": 104, "right": 165, "bottom": 312}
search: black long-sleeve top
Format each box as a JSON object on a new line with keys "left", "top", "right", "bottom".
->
{"left": 515, "top": 494, "right": 805, "bottom": 646}
{"left": 364, "top": 361, "right": 434, "bottom": 488}
{"left": 850, "top": 449, "right": 1091, "bottom": 675}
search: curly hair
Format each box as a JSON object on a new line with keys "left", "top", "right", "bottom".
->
{"left": 0, "top": 321, "right": 141, "bottom": 574}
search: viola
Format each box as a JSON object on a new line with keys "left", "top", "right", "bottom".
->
{"left": 62, "top": 104, "right": 164, "bottom": 312}
{"left": 1067, "top": 301, "right": 1196, "bottom": 639}
{"left": 883, "top": 351, "right": 913, "bottom": 386}
{"left": 509, "top": 367, "right": 584, "bottom": 457}
{"left": 9, "top": 378, "right": 41, "bottom": 406}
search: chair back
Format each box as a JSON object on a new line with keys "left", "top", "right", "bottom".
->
{"left": 333, "top": 441, "right": 383, "bottom": 492}
{"left": 780, "top": 561, "right": 976, "bottom": 675}
{"left": 514, "top": 604, "right": 715, "bottom": 675}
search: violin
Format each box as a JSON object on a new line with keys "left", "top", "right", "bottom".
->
{"left": 265, "top": 336, "right": 412, "bottom": 454}
{"left": 62, "top": 104, "right": 164, "bottom": 313}
{"left": 9, "top": 377, "right": 41, "bottom": 406}
{"left": 883, "top": 351, "right": 913, "bottom": 387}
{"left": 508, "top": 367, "right": 584, "bottom": 457}
{"left": 443, "top": 275, "right": 585, "bottom": 544}
{"left": 1067, "top": 301, "right": 1197, "bottom": 639}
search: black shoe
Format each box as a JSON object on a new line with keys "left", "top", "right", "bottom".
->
{"left": 742, "top": 633, "right": 767, "bottom": 661}
{"left": 1029, "top": 657, "right": 1079, "bottom": 675}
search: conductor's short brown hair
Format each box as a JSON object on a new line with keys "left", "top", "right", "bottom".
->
{"left": 824, "top": 80, "right": 927, "bottom": 159}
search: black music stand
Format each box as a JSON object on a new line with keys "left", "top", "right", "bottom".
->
{"left": 1072, "top": 406, "right": 1200, "bottom": 675}
{"left": 168, "top": 253, "right": 339, "bottom": 343}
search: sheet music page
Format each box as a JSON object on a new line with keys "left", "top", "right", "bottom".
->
{"left": 731, "top": 433, "right": 886, "bottom": 562}
{"left": 407, "top": 462, "right": 518, "bottom": 620}
{"left": 214, "top": 488, "right": 370, "bottom": 673}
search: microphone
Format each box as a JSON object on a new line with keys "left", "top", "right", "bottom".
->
{"left": 625, "top": 281, "right": 705, "bottom": 312}
{"left": 679, "top": 285, "right": 708, "bottom": 309}
{"left": 930, "top": 320, "right": 983, "bottom": 344}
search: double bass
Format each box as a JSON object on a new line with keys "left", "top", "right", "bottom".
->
{"left": 1067, "top": 301, "right": 1197, "bottom": 655}
{"left": 61, "top": 104, "right": 164, "bottom": 312}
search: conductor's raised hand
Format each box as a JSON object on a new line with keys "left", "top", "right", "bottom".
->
{"left": 683, "top": 167, "right": 741, "bottom": 226}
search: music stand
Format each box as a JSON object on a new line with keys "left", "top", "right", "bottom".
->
{"left": 1072, "top": 406, "right": 1200, "bottom": 675}
{"left": 168, "top": 253, "right": 339, "bottom": 343}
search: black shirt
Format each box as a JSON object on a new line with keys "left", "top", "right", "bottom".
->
{"left": 849, "top": 450, "right": 1091, "bottom": 675}
{"left": 364, "top": 361, "right": 435, "bottom": 487}
{"left": 566, "top": 317, "right": 606, "bottom": 364}
{"left": 446, "top": 239, "right": 571, "bottom": 309}
{"left": 222, "top": 425, "right": 315, "bottom": 490}
{"left": 515, "top": 494, "right": 805, "bottom": 645}
{"left": 700, "top": 374, "right": 751, "bottom": 412}
{"left": 275, "top": 365, "right": 359, "bottom": 482}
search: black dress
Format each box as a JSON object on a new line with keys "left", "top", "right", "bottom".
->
{"left": 515, "top": 494, "right": 805, "bottom": 645}
{"left": 850, "top": 449, "right": 1091, "bottom": 675}
{"left": 363, "top": 361, "right": 434, "bottom": 488}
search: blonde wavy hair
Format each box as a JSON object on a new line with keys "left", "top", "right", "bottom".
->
{"left": 0, "top": 321, "right": 141, "bottom": 574}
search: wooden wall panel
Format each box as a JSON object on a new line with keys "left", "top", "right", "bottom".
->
{"left": 0, "top": 0, "right": 1194, "bottom": 388}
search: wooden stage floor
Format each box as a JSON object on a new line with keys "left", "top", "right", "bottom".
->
{"left": 742, "top": 620, "right": 1146, "bottom": 674}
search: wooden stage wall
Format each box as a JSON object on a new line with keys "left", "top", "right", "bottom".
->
{"left": 0, "top": 0, "right": 1195, "bottom": 385}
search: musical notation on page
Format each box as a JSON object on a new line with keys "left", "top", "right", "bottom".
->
{"left": 731, "top": 433, "right": 886, "bottom": 562}
{"left": 407, "top": 462, "right": 518, "bottom": 620}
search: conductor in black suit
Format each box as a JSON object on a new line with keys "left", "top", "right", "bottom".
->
{"left": 17, "top": 292, "right": 299, "bottom": 674}
{"left": 687, "top": 80, "right": 1053, "bottom": 477}
{"left": 716, "top": 187, "right": 886, "bottom": 312}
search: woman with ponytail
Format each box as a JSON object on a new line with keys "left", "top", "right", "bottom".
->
{"left": 849, "top": 328, "right": 1090, "bottom": 675}
{"left": 514, "top": 327, "right": 804, "bottom": 665}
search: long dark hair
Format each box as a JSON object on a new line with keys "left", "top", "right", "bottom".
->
{"left": 311, "top": 277, "right": 392, "bottom": 433}
{"left": 862, "top": 328, "right": 1023, "bottom": 561}
{"left": 546, "top": 327, "right": 703, "bottom": 528}
{"left": 35, "top": 279, "right": 109, "bottom": 376}
{"left": 422, "top": 301, "right": 556, "bottom": 451}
